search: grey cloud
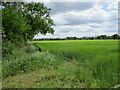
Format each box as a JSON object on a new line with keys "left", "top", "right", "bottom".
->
{"left": 34, "top": 2, "right": 118, "bottom": 39}
{"left": 54, "top": 10, "right": 117, "bottom": 26}
{"left": 109, "top": 11, "right": 118, "bottom": 22}
{"left": 45, "top": 2, "right": 94, "bottom": 15}
{"left": 65, "top": 16, "right": 90, "bottom": 25}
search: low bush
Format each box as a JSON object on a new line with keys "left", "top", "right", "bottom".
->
{"left": 2, "top": 45, "right": 57, "bottom": 78}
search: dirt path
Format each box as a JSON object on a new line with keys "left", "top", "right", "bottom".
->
{"left": 3, "top": 68, "right": 58, "bottom": 88}
{"left": 3, "top": 61, "right": 85, "bottom": 88}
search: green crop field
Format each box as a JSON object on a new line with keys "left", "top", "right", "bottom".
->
{"left": 34, "top": 40, "right": 119, "bottom": 88}
{"left": 3, "top": 40, "right": 119, "bottom": 88}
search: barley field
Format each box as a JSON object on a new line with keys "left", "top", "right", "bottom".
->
{"left": 34, "top": 40, "right": 119, "bottom": 88}
{"left": 3, "top": 40, "right": 119, "bottom": 88}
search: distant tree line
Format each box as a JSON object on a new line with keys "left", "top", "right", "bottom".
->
{"left": 33, "top": 34, "right": 120, "bottom": 41}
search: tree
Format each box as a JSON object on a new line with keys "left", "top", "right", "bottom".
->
{"left": 2, "top": 6, "right": 31, "bottom": 44}
{"left": 112, "top": 34, "right": 119, "bottom": 39}
{"left": 2, "top": 2, "right": 55, "bottom": 41}
{"left": 22, "top": 2, "right": 55, "bottom": 40}
{"left": 2, "top": 2, "right": 55, "bottom": 53}
{"left": 100, "top": 35, "right": 107, "bottom": 39}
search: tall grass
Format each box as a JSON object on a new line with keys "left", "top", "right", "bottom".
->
{"left": 3, "top": 40, "right": 118, "bottom": 88}
{"left": 2, "top": 45, "right": 57, "bottom": 78}
{"left": 34, "top": 40, "right": 118, "bottom": 88}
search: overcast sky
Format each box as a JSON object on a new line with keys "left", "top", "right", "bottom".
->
{"left": 30, "top": 0, "right": 119, "bottom": 39}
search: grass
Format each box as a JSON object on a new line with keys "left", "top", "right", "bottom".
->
{"left": 3, "top": 40, "right": 119, "bottom": 88}
{"left": 0, "top": 60, "right": 1, "bottom": 89}
{"left": 2, "top": 45, "right": 58, "bottom": 78}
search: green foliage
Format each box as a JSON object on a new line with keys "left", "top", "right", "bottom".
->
{"left": 2, "top": 45, "right": 57, "bottom": 78}
{"left": 2, "top": 6, "right": 31, "bottom": 43}
{"left": 112, "top": 34, "right": 120, "bottom": 39}
{"left": 2, "top": 40, "right": 119, "bottom": 88}
{"left": 23, "top": 2, "right": 55, "bottom": 38}
{"left": 2, "top": 40, "right": 15, "bottom": 54}
{"left": 2, "top": 2, "right": 55, "bottom": 54}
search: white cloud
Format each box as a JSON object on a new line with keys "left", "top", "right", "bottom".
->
{"left": 45, "top": 2, "right": 95, "bottom": 15}
{"left": 51, "top": 14, "right": 68, "bottom": 25}
{"left": 24, "top": 0, "right": 110, "bottom": 2}
{"left": 108, "top": 10, "right": 118, "bottom": 21}
{"left": 51, "top": 4, "right": 117, "bottom": 25}
{"left": 33, "top": 1, "right": 118, "bottom": 39}
{"left": 108, "top": 0, "right": 119, "bottom": 10}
